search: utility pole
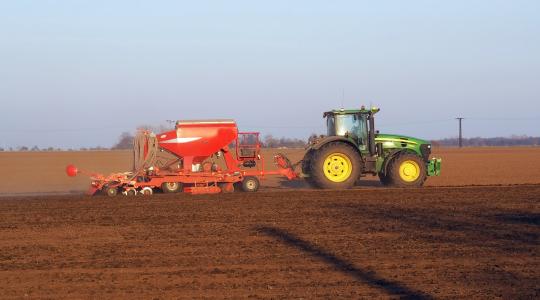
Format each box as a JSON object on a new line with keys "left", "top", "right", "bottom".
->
{"left": 456, "top": 117, "right": 464, "bottom": 148}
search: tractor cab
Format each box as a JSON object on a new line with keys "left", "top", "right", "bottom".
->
{"left": 323, "top": 107, "right": 380, "bottom": 154}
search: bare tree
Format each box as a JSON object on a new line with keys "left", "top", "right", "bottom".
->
{"left": 262, "top": 135, "right": 306, "bottom": 148}
{"left": 112, "top": 132, "right": 135, "bottom": 150}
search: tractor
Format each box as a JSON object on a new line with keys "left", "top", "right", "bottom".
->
{"left": 301, "top": 107, "right": 441, "bottom": 188}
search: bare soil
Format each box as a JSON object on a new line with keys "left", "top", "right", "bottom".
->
{"left": 0, "top": 148, "right": 539, "bottom": 298}
{"left": 0, "top": 186, "right": 539, "bottom": 299}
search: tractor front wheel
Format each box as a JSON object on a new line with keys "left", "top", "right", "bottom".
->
{"left": 386, "top": 153, "right": 426, "bottom": 187}
{"left": 308, "top": 142, "right": 361, "bottom": 189}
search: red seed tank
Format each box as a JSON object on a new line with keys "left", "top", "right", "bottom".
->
{"left": 156, "top": 120, "right": 238, "bottom": 168}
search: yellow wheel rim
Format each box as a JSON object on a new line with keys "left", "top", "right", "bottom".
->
{"left": 323, "top": 153, "right": 353, "bottom": 183}
{"left": 399, "top": 160, "right": 420, "bottom": 182}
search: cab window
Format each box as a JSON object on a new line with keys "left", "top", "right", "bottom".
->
{"left": 327, "top": 114, "right": 367, "bottom": 145}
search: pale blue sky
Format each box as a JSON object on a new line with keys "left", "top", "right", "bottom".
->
{"left": 1, "top": 0, "right": 539, "bottom": 148}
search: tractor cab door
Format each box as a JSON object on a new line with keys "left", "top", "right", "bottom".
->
{"left": 326, "top": 114, "right": 368, "bottom": 148}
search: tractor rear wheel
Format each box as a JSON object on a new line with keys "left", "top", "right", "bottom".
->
{"left": 302, "top": 150, "right": 317, "bottom": 188}
{"left": 386, "top": 153, "right": 426, "bottom": 187}
{"left": 378, "top": 172, "right": 392, "bottom": 186}
{"left": 161, "top": 182, "right": 182, "bottom": 193}
{"left": 308, "top": 142, "right": 362, "bottom": 189}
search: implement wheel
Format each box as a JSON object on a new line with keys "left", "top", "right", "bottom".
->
{"left": 161, "top": 182, "right": 182, "bottom": 193}
{"left": 308, "top": 142, "right": 361, "bottom": 189}
{"left": 103, "top": 186, "right": 118, "bottom": 197}
{"left": 141, "top": 187, "right": 153, "bottom": 196}
{"left": 240, "top": 176, "right": 260, "bottom": 192}
{"left": 124, "top": 189, "right": 137, "bottom": 196}
{"left": 386, "top": 153, "right": 426, "bottom": 187}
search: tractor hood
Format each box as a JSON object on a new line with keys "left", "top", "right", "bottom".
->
{"left": 375, "top": 133, "right": 430, "bottom": 146}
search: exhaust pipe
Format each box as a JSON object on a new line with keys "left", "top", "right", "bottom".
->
{"left": 369, "top": 115, "right": 376, "bottom": 156}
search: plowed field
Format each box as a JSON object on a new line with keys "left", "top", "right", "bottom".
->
{"left": 0, "top": 186, "right": 539, "bottom": 298}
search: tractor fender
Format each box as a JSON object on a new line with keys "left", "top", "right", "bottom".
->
{"left": 309, "top": 136, "right": 359, "bottom": 151}
{"left": 381, "top": 149, "right": 416, "bottom": 175}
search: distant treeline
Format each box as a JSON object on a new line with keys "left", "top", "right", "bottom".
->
{"left": 262, "top": 135, "right": 540, "bottom": 148}
{"left": 2, "top": 134, "right": 539, "bottom": 152}
{"left": 110, "top": 133, "right": 540, "bottom": 149}
{"left": 0, "top": 146, "right": 109, "bottom": 152}
{"left": 433, "top": 135, "right": 540, "bottom": 147}
{"left": 111, "top": 132, "right": 307, "bottom": 149}
{"left": 260, "top": 135, "right": 307, "bottom": 148}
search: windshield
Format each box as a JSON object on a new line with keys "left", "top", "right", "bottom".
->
{"left": 327, "top": 114, "right": 367, "bottom": 144}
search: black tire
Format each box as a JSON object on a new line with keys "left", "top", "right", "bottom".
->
{"left": 125, "top": 189, "right": 137, "bottom": 196}
{"left": 304, "top": 175, "right": 318, "bottom": 188}
{"left": 308, "top": 142, "right": 362, "bottom": 189}
{"left": 161, "top": 182, "right": 182, "bottom": 193}
{"left": 302, "top": 150, "right": 317, "bottom": 188}
{"left": 386, "top": 153, "right": 426, "bottom": 187}
{"left": 241, "top": 176, "right": 260, "bottom": 192}
{"left": 378, "top": 172, "right": 392, "bottom": 186}
{"left": 103, "top": 186, "right": 118, "bottom": 197}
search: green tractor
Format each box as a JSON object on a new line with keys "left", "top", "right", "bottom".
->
{"left": 302, "top": 107, "right": 441, "bottom": 188}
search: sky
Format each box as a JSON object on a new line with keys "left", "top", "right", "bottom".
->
{"left": 0, "top": 0, "right": 539, "bottom": 149}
